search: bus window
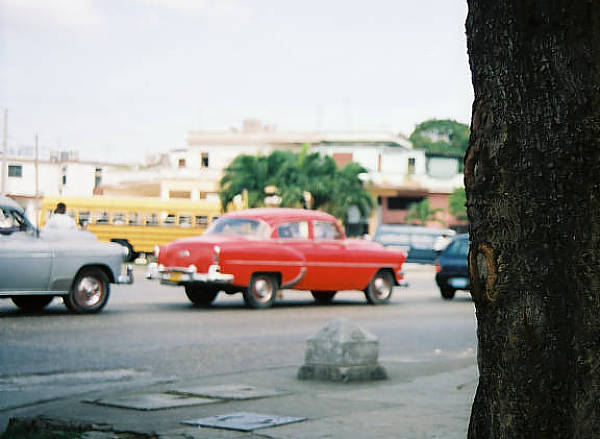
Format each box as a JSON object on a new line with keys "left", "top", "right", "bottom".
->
{"left": 145, "top": 213, "right": 159, "bottom": 226}
{"left": 179, "top": 214, "right": 193, "bottom": 227}
{"left": 97, "top": 211, "right": 110, "bottom": 224}
{"left": 113, "top": 212, "right": 126, "bottom": 225}
{"left": 79, "top": 211, "right": 91, "bottom": 227}
{"left": 164, "top": 214, "right": 176, "bottom": 226}
{"left": 128, "top": 213, "right": 141, "bottom": 226}
{"left": 195, "top": 215, "right": 208, "bottom": 228}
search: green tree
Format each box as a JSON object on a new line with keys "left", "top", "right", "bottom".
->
{"left": 448, "top": 187, "right": 467, "bottom": 222}
{"left": 219, "top": 149, "right": 374, "bottom": 226}
{"left": 404, "top": 199, "right": 444, "bottom": 226}
{"left": 409, "top": 119, "right": 470, "bottom": 158}
{"left": 327, "top": 162, "right": 374, "bottom": 225}
{"left": 218, "top": 152, "right": 290, "bottom": 209}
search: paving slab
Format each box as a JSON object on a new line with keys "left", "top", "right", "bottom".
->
{"left": 1, "top": 358, "right": 478, "bottom": 439}
{"left": 262, "top": 366, "right": 477, "bottom": 439}
{"left": 182, "top": 412, "right": 307, "bottom": 432}
{"left": 157, "top": 426, "right": 250, "bottom": 439}
{"left": 86, "top": 393, "right": 219, "bottom": 411}
{"left": 169, "top": 384, "right": 290, "bottom": 400}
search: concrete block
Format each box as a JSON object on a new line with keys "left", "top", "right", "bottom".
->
{"left": 298, "top": 318, "right": 387, "bottom": 382}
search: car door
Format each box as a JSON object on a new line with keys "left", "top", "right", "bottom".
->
{"left": 274, "top": 220, "right": 313, "bottom": 287}
{"left": 299, "top": 220, "right": 351, "bottom": 291}
{"left": 0, "top": 209, "right": 52, "bottom": 292}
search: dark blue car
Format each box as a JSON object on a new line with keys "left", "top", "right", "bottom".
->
{"left": 435, "top": 234, "right": 470, "bottom": 300}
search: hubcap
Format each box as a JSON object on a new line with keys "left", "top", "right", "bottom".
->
{"left": 253, "top": 278, "right": 273, "bottom": 302}
{"left": 75, "top": 276, "right": 104, "bottom": 307}
{"left": 373, "top": 276, "right": 392, "bottom": 299}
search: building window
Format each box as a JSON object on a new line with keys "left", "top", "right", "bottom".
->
{"left": 169, "top": 190, "right": 191, "bottom": 199}
{"left": 178, "top": 158, "right": 186, "bottom": 168}
{"left": 407, "top": 158, "right": 416, "bottom": 175}
{"left": 387, "top": 196, "right": 424, "bottom": 210}
{"left": 94, "top": 168, "right": 102, "bottom": 189}
{"left": 201, "top": 153, "right": 209, "bottom": 167}
{"left": 8, "top": 165, "right": 22, "bottom": 178}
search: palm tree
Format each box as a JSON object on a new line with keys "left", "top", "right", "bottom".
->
{"left": 219, "top": 154, "right": 281, "bottom": 209}
{"left": 218, "top": 150, "right": 374, "bottom": 228}
{"left": 326, "top": 162, "right": 374, "bottom": 224}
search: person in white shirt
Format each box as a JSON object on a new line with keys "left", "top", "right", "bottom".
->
{"left": 433, "top": 233, "right": 452, "bottom": 255}
{"left": 44, "top": 202, "right": 78, "bottom": 231}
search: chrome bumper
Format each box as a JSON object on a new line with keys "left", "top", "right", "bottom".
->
{"left": 146, "top": 263, "right": 234, "bottom": 285}
{"left": 117, "top": 265, "right": 134, "bottom": 284}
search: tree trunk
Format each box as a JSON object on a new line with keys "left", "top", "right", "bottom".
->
{"left": 465, "top": 1, "right": 600, "bottom": 438}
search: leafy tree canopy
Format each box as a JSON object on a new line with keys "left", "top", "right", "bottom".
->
{"left": 408, "top": 119, "right": 470, "bottom": 159}
{"left": 404, "top": 199, "right": 445, "bottom": 226}
{"left": 219, "top": 148, "right": 374, "bottom": 226}
{"left": 448, "top": 187, "right": 467, "bottom": 221}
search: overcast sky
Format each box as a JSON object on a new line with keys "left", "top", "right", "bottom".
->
{"left": 0, "top": 0, "right": 472, "bottom": 164}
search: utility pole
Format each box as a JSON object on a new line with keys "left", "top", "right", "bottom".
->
{"left": 35, "top": 134, "right": 40, "bottom": 226}
{"left": 1, "top": 109, "right": 7, "bottom": 195}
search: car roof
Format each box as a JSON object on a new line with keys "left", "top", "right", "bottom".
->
{"left": 221, "top": 208, "right": 338, "bottom": 225}
{"left": 375, "top": 224, "right": 456, "bottom": 236}
{"left": 0, "top": 195, "right": 24, "bottom": 212}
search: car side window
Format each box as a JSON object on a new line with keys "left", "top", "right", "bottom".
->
{"left": 313, "top": 221, "right": 342, "bottom": 240}
{"left": 277, "top": 221, "right": 309, "bottom": 239}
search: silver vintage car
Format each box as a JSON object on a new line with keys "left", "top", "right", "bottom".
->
{"left": 0, "top": 195, "right": 133, "bottom": 313}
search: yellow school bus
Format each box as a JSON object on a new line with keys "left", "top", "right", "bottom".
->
{"left": 40, "top": 196, "right": 221, "bottom": 260}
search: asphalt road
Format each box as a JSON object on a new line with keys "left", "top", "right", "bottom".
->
{"left": 0, "top": 263, "right": 477, "bottom": 417}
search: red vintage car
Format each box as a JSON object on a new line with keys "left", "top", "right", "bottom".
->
{"left": 147, "top": 208, "right": 406, "bottom": 309}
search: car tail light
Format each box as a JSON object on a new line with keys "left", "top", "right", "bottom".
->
{"left": 435, "top": 262, "right": 441, "bottom": 273}
{"left": 213, "top": 245, "right": 221, "bottom": 264}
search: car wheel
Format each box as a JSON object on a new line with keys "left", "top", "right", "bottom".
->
{"left": 364, "top": 270, "right": 394, "bottom": 305}
{"left": 244, "top": 273, "right": 278, "bottom": 309}
{"left": 440, "top": 286, "right": 456, "bottom": 300}
{"left": 65, "top": 268, "right": 110, "bottom": 314}
{"left": 311, "top": 291, "right": 336, "bottom": 304}
{"left": 185, "top": 285, "right": 219, "bottom": 307}
{"left": 11, "top": 295, "right": 54, "bottom": 312}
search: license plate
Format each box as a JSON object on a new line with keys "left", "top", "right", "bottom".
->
{"left": 169, "top": 272, "right": 182, "bottom": 282}
{"left": 449, "top": 277, "right": 468, "bottom": 289}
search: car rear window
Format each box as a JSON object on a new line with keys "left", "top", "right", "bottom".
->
{"left": 445, "top": 238, "right": 470, "bottom": 257}
{"left": 206, "top": 217, "right": 271, "bottom": 238}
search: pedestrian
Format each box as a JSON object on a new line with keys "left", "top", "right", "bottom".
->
{"left": 433, "top": 233, "right": 452, "bottom": 255}
{"left": 44, "top": 202, "right": 78, "bottom": 231}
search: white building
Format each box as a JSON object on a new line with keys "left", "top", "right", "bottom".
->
{"left": 0, "top": 151, "right": 123, "bottom": 224}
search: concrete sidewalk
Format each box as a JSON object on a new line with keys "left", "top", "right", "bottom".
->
{"left": 1, "top": 357, "right": 477, "bottom": 439}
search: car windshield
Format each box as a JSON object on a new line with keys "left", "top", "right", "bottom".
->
{"left": 205, "top": 217, "right": 271, "bottom": 239}
{"left": 0, "top": 207, "right": 36, "bottom": 236}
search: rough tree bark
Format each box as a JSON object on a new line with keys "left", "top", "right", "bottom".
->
{"left": 466, "top": 1, "right": 600, "bottom": 438}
